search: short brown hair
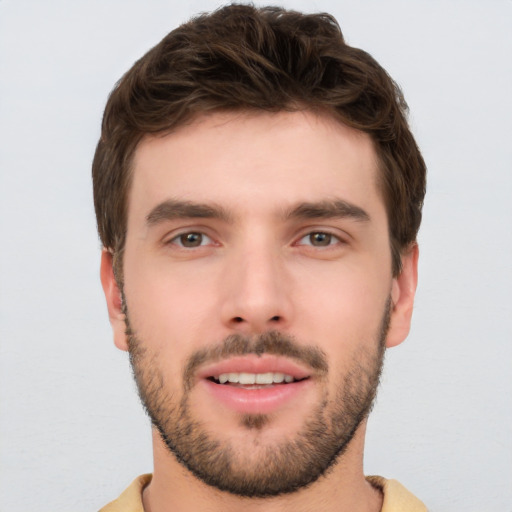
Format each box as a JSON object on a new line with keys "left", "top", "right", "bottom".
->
{"left": 93, "top": 4, "right": 426, "bottom": 276}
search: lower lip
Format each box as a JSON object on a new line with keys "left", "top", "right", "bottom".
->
{"left": 201, "top": 378, "right": 312, "bottom": 415}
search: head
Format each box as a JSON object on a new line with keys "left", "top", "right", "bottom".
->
{"left": 93, "top": 3, "right": 426, "bottom": 281}
{"left": 95, "top": 4, "right": 425, "bottom": 499}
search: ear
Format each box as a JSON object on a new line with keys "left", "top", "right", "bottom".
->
{"left": 386, "top": 244, "right": 419, "bottom": 348}
{"left": 100, "top": 249, "right": 129, "bottom": 352}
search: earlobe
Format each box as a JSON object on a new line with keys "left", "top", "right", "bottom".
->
{"left": 100, "top": 249, "right": 129, "bottom": 352}
{"left": 386, "top": 244, "right": 419, "bottom": 348}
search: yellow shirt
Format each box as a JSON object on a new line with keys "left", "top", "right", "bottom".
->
{"left": 99, "top": 474, "right": 427, "bottom": 511}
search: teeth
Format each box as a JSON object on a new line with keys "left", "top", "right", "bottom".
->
{"left": 215, "top": 372, "right": 297, "bottom": 384}
{"left": 239, "top": 373, "right": 256, "bottom": 385}
{"left": 255, "top": 372, "right": 273, "bottom": 384}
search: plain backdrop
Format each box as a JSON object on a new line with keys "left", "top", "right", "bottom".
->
{"left": 1, "top": 1, "right": 511, "bottom": 511}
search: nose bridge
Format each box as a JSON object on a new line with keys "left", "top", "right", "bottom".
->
{"left": 221, "top": 232, "right": 291, "bottom": 332}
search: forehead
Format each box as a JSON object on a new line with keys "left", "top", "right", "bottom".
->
{"left": 129, "top": 110, "right": 383, "bottom": 222}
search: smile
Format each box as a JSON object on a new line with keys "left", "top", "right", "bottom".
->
{"left": 197, "top": 356, "right": 314, "bottom": 415}
{"left": 211, "top": 372, "right": 304, "bottom": 385}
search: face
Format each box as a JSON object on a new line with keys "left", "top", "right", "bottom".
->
{"left": 102, "top": 111, "right": 418, "bottom": 497}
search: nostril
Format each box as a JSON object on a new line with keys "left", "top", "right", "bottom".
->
{"left": 229, "top": 315, "right": 283, "bottom": 327}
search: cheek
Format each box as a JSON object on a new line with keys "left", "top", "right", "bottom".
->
{"left": 293, "top": 262, "right": 390, "bottom": 346}
{"left": 123, "top": 256, "right": 221, "bottom": 353}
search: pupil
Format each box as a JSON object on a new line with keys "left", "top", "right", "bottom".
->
{"left": 311, "top": 232, "right": 330, "bottom": 246}
{"left": 181, "top": 233, "right": 202, "bottom": 247}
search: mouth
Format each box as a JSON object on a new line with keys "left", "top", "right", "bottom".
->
{"left": 208, "top": 372, "right": 308, "bottom": 388}
{"left": 197, "top": 356, "right": 314, "bottom": 415}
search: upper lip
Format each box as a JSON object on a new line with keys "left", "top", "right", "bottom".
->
{"left": 196, "top": 354, "right": 312, "bottom": 381}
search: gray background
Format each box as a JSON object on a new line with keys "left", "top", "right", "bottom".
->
{"left": 1, "top": 1, "right": 511, "bottom": 510}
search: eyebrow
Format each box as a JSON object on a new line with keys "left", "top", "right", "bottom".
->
{"left": 145, "top": 198, "right": 370, "bottom": 227}
{"left": 284, "top": 199, "right": 370, "bottom": 222}
{"left": 146, "top": 199, "right": 232, "bottom": 226}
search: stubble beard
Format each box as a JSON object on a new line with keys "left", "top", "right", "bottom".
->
{"left": 125, "top": 302, "right": 389, "bottom": 498}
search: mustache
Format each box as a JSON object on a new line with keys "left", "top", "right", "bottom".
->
{"left": 183, "top": 331, "right": 329, "bottom": 391}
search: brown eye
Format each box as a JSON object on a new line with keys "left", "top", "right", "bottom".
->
{"left": 176, "top": 232, "right": 205, "bottom": 247}
{"left": 308, "top": 232, "right": 332, "bottom": 246}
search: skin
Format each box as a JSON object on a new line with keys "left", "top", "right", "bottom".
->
{"left": 101, "top": 110, "right": 418, "bottom": 512}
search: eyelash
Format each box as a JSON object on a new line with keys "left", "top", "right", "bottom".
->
{"left": 167, "top": 231, "right": 214, "bottom": 248}
{"left": 166, "top": 229, "right": 345, "bottom": 250}
{"left": 295, "top": 231, "right": 344, "bottom": 248}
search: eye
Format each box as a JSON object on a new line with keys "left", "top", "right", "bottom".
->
{"left": 297, "top": 231, "right": 340, "bottom": 247}
{"left": 170, "top": 232, "right": 213, "bottom": 248}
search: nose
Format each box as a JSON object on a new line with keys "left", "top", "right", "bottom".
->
{"left": 220, "top": 243, "right": 293, "bottom": 334}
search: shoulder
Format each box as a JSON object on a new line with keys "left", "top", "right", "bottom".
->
{"left": 366, "top": 475, "right": 428, "bottom": 512}
{"left": 98, "top": 474, "right": 152, "bottom": 512}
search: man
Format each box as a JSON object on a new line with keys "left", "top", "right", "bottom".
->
{"left": 94, "top": 4, "right": 427, "bottom": 511}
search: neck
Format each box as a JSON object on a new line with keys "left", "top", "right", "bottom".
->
{"left": 143, "top": 422, "right": 382, "bottom": 512}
